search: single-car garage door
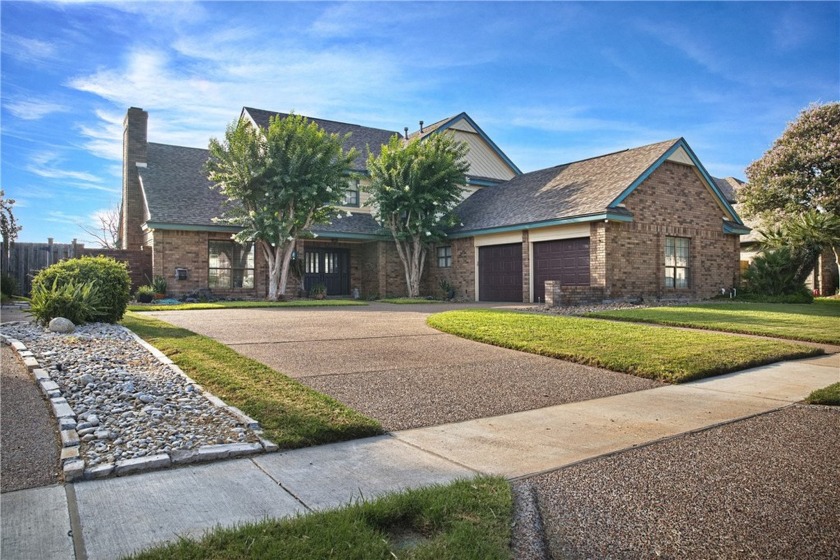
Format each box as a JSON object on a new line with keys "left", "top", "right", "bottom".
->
{"left": 479, "top": 243, "right": 523, "bottom": 302}
{"left": 533, "top": 238, "right": 590, "bottom": 303}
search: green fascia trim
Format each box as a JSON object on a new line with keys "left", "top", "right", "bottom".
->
{"left": 145, "top": 222, "right": 242, "bottom": 233}
{"left": 447, "top": 212, "right": 633, "bottom": 239}
{"left": 724, "top": 222, "right": 752, "bottom": 235}
{"left": 309, "top": 231, "right": 388, "bottom": 241}
{"left": 432, "top": 113, "right": 523, "bottom": 176}
{"left": 467, "top": 177, "right": 504, "bottom": 187}
{"left": 610, "top": 138, "right": 745, "bottom": 226}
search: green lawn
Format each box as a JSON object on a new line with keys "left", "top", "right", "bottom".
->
{"left": 427, "top": 310, "right": 821, "bottom": 383}
{"left": 121, "top": 312, "right": 382, "bottom": 447}
{"left": 807, "top": 382, "right": 840, "bottom": 406}
{"left": 126, "top": 476, "right": 512, "bottom": 560}
{"left": 128, "top": 299, "right": 367, "bottom": 312}
{"left": 587, "top": 301, "right": 840, "bottom": 345}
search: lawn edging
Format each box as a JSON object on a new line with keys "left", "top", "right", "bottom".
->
{"left": 121, "top": 312, "right": 382, "bottom": 448}
{"left": 428, "top": 309, "right": 822, "bottom": 384}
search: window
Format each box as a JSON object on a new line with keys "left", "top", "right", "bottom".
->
{"left": 437, "top": 246, "right": 452, "bottom": 268}
{"left": 664, "top": 237, "right": 689, "bottom": 288}
{"left": 209, "top": 241, "right": 255, "bottom": 289}
{"left": 344, "top": 179, "right": 360, "bottom": 207}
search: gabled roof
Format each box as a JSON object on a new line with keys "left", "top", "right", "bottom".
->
{"left": 138, "top": 143, "right": 237, "bottom": 231}
{"left": 241, "top": 107, "right": 400, "bottom": 171}
{"left": 409, "top": 112, "right": 522, "bottom": 176}
{"left": 713, "top": 176, "right": 744, "bottom": 204}
{"left": 450, "top": 138, "right": 744, "bottom": 237}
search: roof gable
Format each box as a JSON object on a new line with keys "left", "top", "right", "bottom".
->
{"left": 410, "top": 113, "right": 521, "bottom": 180}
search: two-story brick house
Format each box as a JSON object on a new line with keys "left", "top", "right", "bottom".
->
{"left": 120, "top": 106, "right": 748, "bottom": 303}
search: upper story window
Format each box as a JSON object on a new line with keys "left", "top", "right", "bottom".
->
{"left": 344, "top": 179, "right": 360, "bottom": 207}
{"left": 209, "top": 240, "right": 255, "bottom": 289}
{"left": 437, "top": 246, "right": 452, "bottom": 268}
{"left": 664, "top": 236, "right": 689, "bottom": 289}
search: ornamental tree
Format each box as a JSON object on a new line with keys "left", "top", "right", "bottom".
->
{"left": 207, "top": 114, "right": 356, "bottom": 300}
{"left": 1, "top": 189, "right": 22, "bottom": 261}
{"left": 741, "top": 102, "right": 840, "bottom": 220}
{"left": 365, "top": 133, "right": 469, "bottom": 297}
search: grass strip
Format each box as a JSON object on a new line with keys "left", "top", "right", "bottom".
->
{"left": 126, "top": 476, "right": 512, "bottom": 560}
{"left": 128, "top": 299, "right": 367, "bottom": 312}
{"left": 427, "top": 309, "right": 821, "bottom": 383}
{"left": 806, "top": 382, "right": 840, "bottom": 406}
{"left": 121, "top": 312, "right": 382, "bottom": 447}
{"left": 587, "top": 301, "right": 840, "bottom": 345}
{"left": 379, "top": 297, "right": 444, "bottom": 304}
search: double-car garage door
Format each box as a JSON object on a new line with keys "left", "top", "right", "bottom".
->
{"left": 478, "top": 238, "right": 589, "bottom": 302}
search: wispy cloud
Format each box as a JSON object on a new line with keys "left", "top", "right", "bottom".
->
{"left": 26, "top": 151, "right": 118, "bottom": 193}
{"left": 1, "top": 32, "right": 57, "bottom": 63}
{"left": 5, "top": 98, "right": 69, "bottom": 120}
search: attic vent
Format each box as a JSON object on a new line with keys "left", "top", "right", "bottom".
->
{"left": 419, "top": 120, "right": 424, "bottom": 133}
{"left": 404, "top": 127, "right": 409, "bottom": 139}
{"left": 174, "top": 268, "right": 188, "bottom": 280}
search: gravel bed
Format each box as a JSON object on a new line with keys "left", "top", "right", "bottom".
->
{"left": 530, "top": 405, "right": 840, "bottom": 559}
{"left": 0, "top": 345, "right": 61, "bottom": 492}
{"left": 0, "top": 322, "right": 260, "bottom": 469}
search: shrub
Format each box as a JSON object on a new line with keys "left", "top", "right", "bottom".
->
{"left": 28, "top": 277, "right": 104, "bottom": 326}
{"left": 135, "top": 285, "right": 155, "bottom": 303}
{"left": 30, "top": 256, "right": 131, "bottom": 323}
{"left": 1, "top": 272, "right": 18, "bottom": 298}
{"left": 743, "top": 248, "right": 808, "bottom": 297}
{"left": 150, "top": 275, "right": 167, "bottom": 295}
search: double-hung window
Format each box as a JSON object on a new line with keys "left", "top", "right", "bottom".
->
{"left": 437, "top": 246, "right": 452, "bottom": 268}
{"left": 664, "top": 237, "right": 689, "bottom": 288}
{"left": 344, "top": 179, "right": 360, "bottom": 207}
{"left": 209, "top": 241, "right": 255, "bottom": 289}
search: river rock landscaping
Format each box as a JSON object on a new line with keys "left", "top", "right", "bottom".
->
{"left": 0, "top": 321, "right": 267, "bottom": 480}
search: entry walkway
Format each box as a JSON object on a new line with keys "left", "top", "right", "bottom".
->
{"left": 2, "top": 354, "right": 837, "bottom": 560}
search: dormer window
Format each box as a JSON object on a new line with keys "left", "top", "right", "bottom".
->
{"left": 344, "top": 179, "right": 360, "bottom": 207}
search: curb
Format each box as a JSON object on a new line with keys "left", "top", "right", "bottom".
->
{"left": 0, "top": 326, "right": 279, "bottom": 483}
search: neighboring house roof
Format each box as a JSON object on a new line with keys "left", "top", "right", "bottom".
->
{"left": 241, "top": 107, "right": 400, "bottom": 171}
{"left": 450, "top": 138, "right": 746, "bottom": 237}
{"left": 311, "top": 212, "right": 386, "bottom": 239}
{"left": 713, "top": 176, "right": 744, "bottom": 204}
{"left": 138, "top": 143, "right": 235, "bottom": 231}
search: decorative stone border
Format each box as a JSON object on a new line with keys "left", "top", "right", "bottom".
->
{"left": 1, "top": 326, "right": 278, "bottom": 483}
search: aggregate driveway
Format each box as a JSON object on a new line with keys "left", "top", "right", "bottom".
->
{"left": 147, "top": 303, "right": 661, "bottom": 430}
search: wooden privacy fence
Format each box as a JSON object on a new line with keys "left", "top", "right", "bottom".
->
{"left": 1, "top": 239, "right": 151, "bottom": 295}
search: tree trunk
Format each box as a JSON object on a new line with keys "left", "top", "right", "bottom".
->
{"left": 277, "top": 242, "right": 296, "bottom": 297}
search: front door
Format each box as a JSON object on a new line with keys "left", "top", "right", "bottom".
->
{"left": 304, "top": 248, "right": 350, "bottom": 296}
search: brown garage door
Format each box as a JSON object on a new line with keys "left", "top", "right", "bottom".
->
{"left": 533, "top": 238, "right": 590, "bottom": 303}
{"left": 479, "top": 243, "right": 523, "bottom": 302}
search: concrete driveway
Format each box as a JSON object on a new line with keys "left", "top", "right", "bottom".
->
{"left": 147, "top": 302, "right": 661, "bottom": 430}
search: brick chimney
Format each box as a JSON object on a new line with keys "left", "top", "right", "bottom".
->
{"left": 121, "top": 107, "right": 148, "bottom": 251}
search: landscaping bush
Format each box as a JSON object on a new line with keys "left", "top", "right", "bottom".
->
{"left": 135, "top": 285, "right": 155, "bottom": 303}
{"left": 28, "top": 277, "right": 104, "bottom": 326}
{"left": 30, "top": 256, "right": 131, "bottom": 323}
{"left": 743, "top": 248, "right": 810, "bottom": 298}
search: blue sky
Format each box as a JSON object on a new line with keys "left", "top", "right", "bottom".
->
{"left": 2, "top": 1, "right": 838, "bottom": 244}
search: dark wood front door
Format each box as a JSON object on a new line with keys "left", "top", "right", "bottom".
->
{"left": 533, "top": 238, "right": 590, "bottom": 303}
{"left": 304, "top": 248, "right": 350, "bottom": 296}
{"left": 479, "top": 243, "right": 523, "bottom": 302}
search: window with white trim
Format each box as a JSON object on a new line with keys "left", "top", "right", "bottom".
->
{"left": 664, "top": 237, "right": 689, "bottom": 288}
{"left": 344, "top": 179, "right": 360, "bottom": 207}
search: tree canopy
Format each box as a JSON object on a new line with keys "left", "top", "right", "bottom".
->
{"left": 365, "top": 133, "right": 469, "bottom": 297}
{"left": 741, "top": 102, "right": 840, "bottom": 220}
{"left": 207, "top": 114, "right": 357, "bottom": 300}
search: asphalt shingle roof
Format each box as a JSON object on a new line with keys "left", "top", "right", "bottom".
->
{"left": 451, "top": 139, "right": 680, "bottom": 234}
{"left": 311, "top": 212, "right": 386, "bottom": 237}
{"left": 139, "top": 143, "right": 225, "bottom": 227}
{"left": 243, "top": 107, "right": 401, "bottom": 171}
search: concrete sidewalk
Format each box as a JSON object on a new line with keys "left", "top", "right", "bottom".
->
{"left": 2, "top": 354, "right": 837, "bottom": 560}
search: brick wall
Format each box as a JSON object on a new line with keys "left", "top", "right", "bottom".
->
{"left": 423, "top": 236, "right": 476, "bottom": 300}
{"left": 545, "top": 282, "right": 605, "bottom": 306}
{"left": 605, "top": 161, "right": 740, "bottom": 300}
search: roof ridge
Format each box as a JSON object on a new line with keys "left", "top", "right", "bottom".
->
{"left": 556, "top": 138, "right": 680, "bottom": 168}
{"left": 242, "top": 107, "right": 400, "bottom": 135}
